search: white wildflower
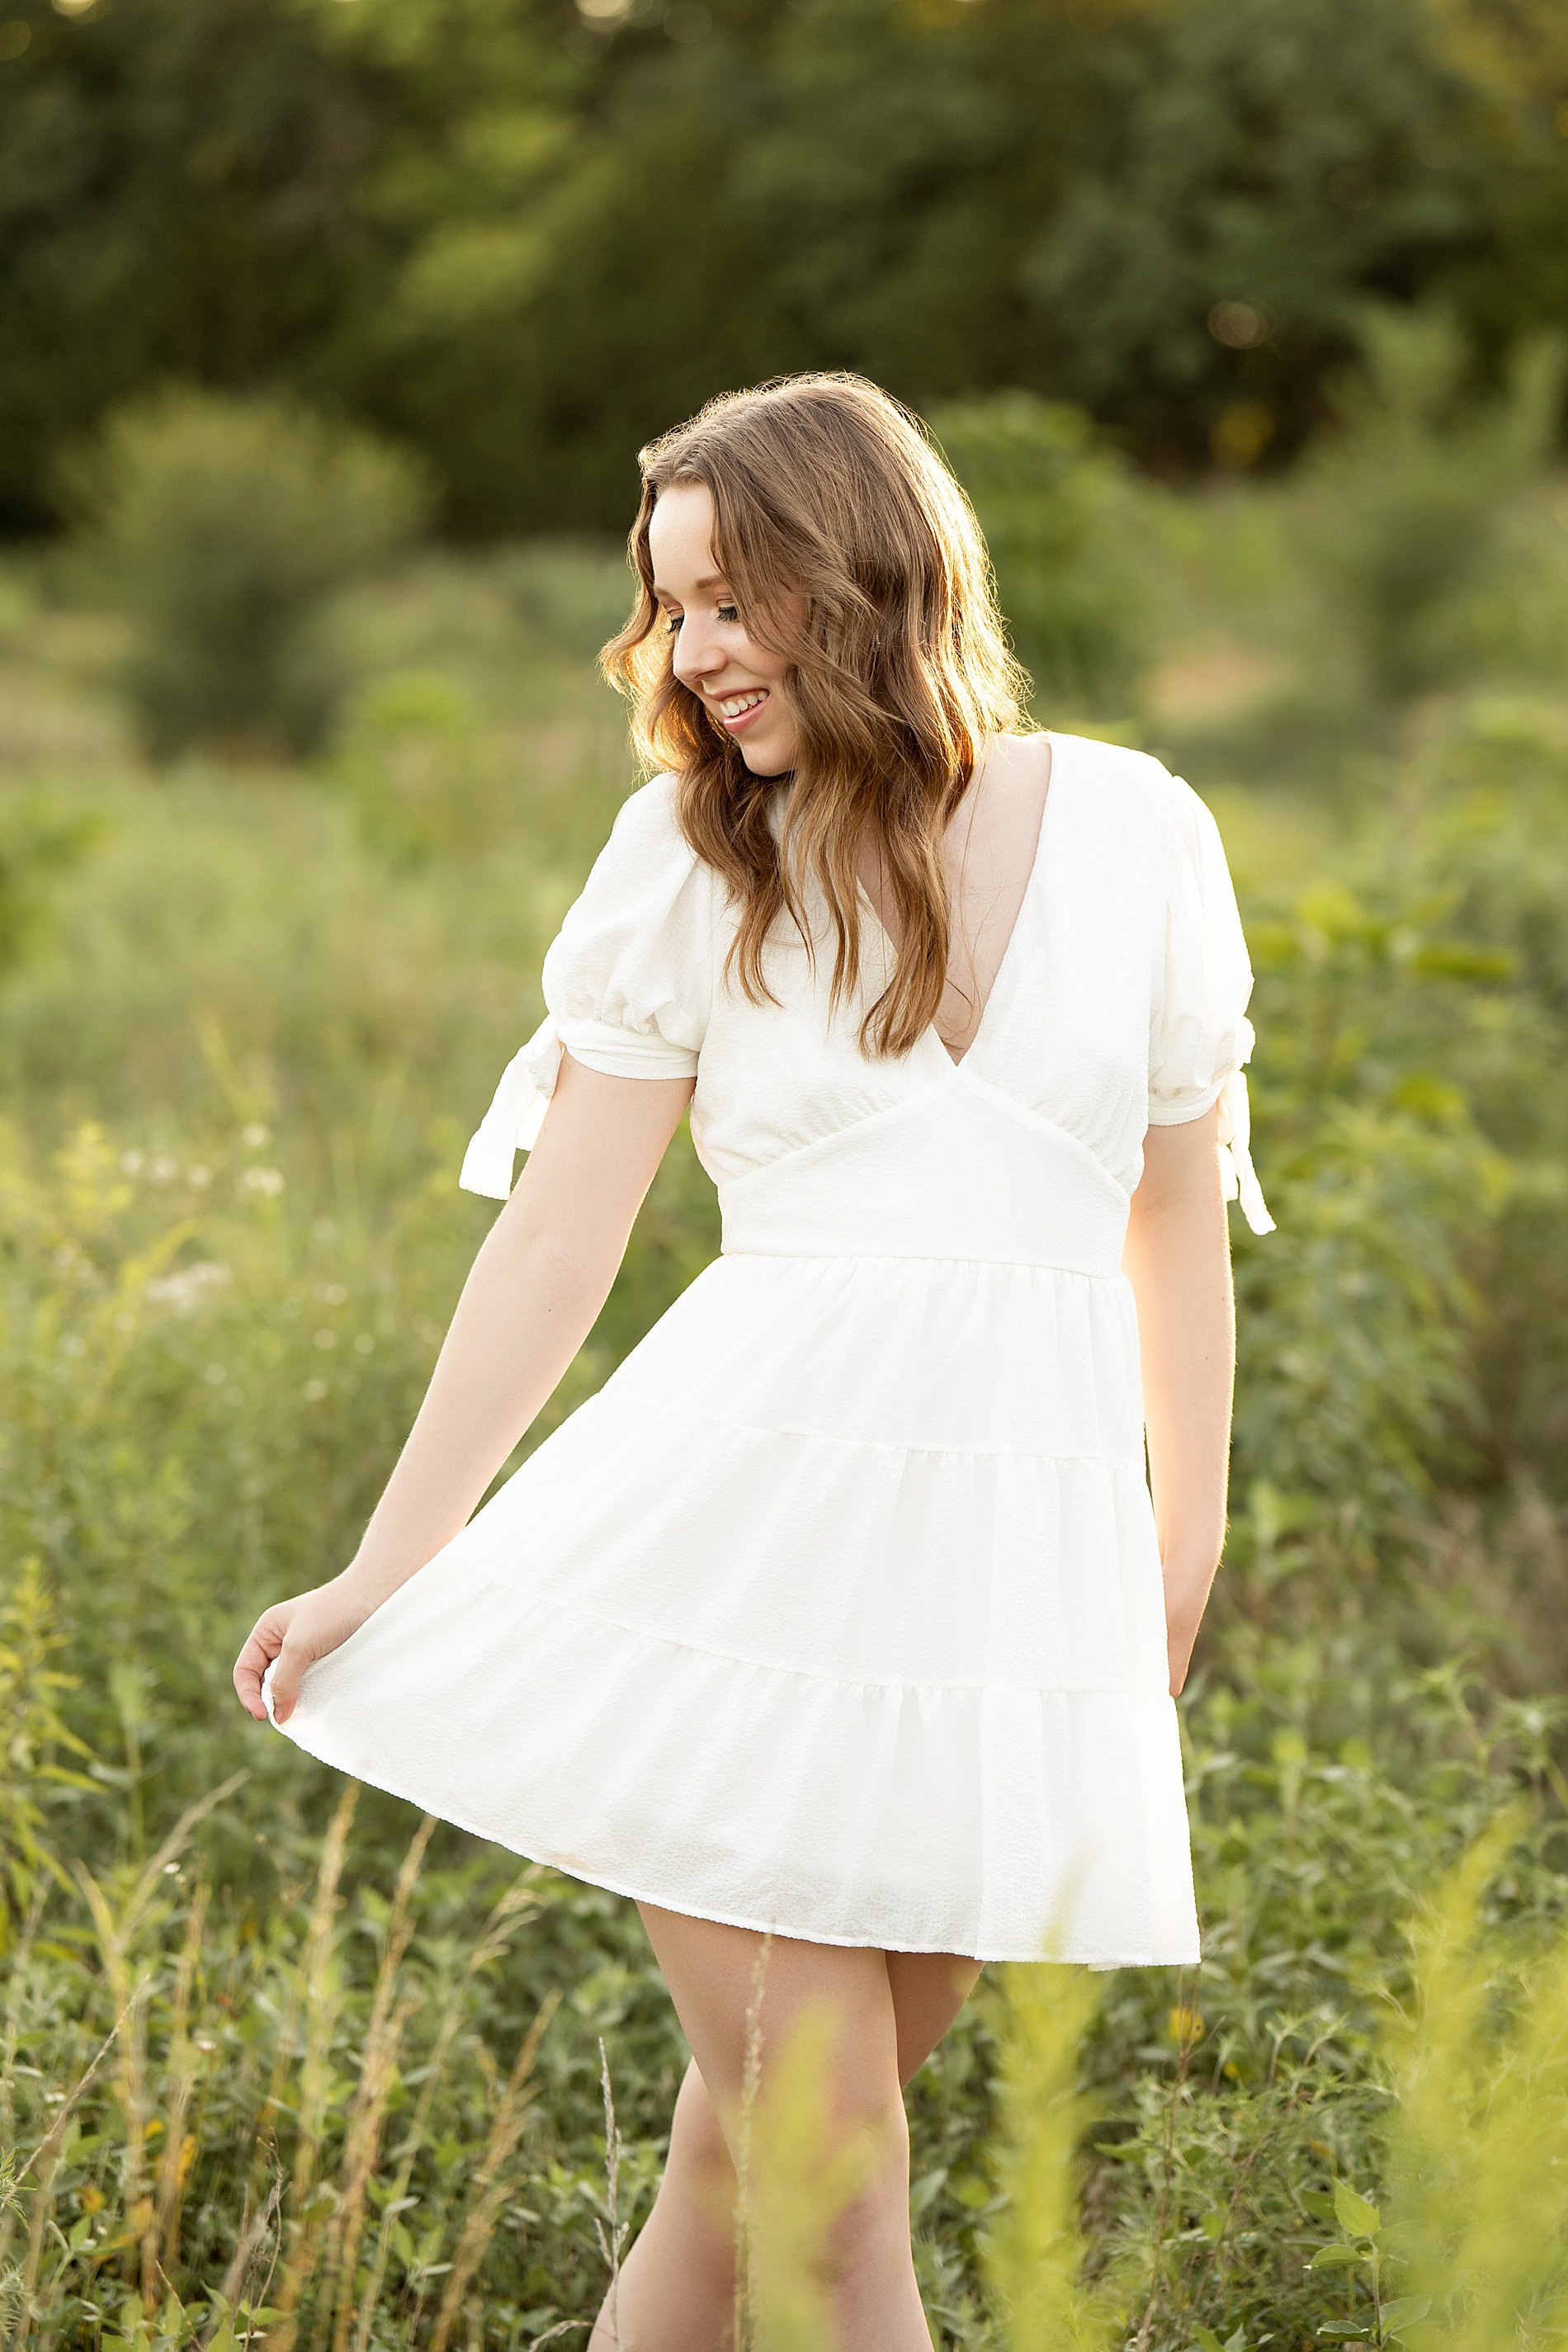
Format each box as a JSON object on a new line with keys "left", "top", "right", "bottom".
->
{"left": 145, "top": 1260, "right": 234, "bottom": 1315}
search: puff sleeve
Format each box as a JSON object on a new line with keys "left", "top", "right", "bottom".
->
{"left": 1146, "top": 775, "right": 1275, "bottom": 1236}
{"left": 459, "top": 777, "right": 713, "bottom": 1199}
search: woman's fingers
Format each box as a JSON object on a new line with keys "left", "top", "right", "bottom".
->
{"left": 267, "top": 1635, "right": 313, "bottom": 1726}
{"left": 233, "top": 1608, "right": 289, "bottom": 1721}
{"left": 234, "top": 1581, "right": 366, "bottom": 1727}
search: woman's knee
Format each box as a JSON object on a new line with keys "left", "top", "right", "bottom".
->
{"left": 808, "top": 2090, "right": 913, "bottom": 2287}
{"left": 659, "top": 2060, "right": 741, "bottom": 2269}
{"left": 637, "top": 1907, "right": 901, "bottom": 2124}
{"left": 635, "top": 1908, "right": 916, "bottom": 2279}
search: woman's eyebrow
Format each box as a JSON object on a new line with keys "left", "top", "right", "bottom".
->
{"left": 652, "top": 574, "right": 730, "bottom": 599}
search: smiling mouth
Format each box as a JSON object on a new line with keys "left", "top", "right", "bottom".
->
{"left": 712, "top": 688, "right": 770, "bottom": 725}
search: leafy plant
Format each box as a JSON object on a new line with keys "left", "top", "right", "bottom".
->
{"left": 1301, "top": 2179, "right": 1429, "bottom": 2346}
{"left": 0, "top": 797, "right": 97, "bottom": 985}
{"left": 63, "top": 389, "right": 431, "bottom": 760}
{"left": 984, "top": 1958, "right": 1126, "bottom": 2350}
{"left": 1380, "top": 1809, "right": 1568, "bottom": 2352}
{"left": 933, "top": 393, "right": 1154, "bottom": 713}
{"left": 1294, "top": 306, "right": 1566, "bottom": 704}
{"left": 0, "top": 1560, "right": 94, "bottom": 1940}
{"left": 328, "top": 670, "right": 507, "bottom": 871}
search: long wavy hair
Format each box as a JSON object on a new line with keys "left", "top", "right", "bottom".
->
{"left": 600, "top": 373, "right": 1027, "bottom": 1059}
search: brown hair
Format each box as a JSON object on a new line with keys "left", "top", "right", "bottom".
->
{"left": 600, "top": 372, "right": 1027, "bottom": 1058}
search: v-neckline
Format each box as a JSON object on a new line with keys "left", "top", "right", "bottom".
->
{"left": 855, "top": 731, "right": 1061, "bottom": 1075}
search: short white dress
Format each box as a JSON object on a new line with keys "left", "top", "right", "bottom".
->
{"left": 267, "top": 731, "right": 1273, "bottom": 1966}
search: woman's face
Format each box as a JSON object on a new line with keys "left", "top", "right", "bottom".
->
{"left": 647, "top": 482, "right": 800, "bottom": 777}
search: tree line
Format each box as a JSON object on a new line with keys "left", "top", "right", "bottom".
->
{"left": 2, "top": 0, "right": 1565, "bottom": 536}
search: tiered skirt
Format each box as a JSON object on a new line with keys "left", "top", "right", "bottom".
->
{"left": 270, "top": 1250, "right": 1200, "bottom": 1966}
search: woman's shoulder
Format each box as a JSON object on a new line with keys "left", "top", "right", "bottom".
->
{"left": 599, "top": 767, "right": 687, "bottom": 852}
{"left": 1039, "top": 728, "right": 1179, "bottom": 808}
{"left": 558, "top": 770, "right": 716, "bottom": 964}
{"left": 577, "top": 770, "right": 712, "bottom": 895}
{"left": 1035, "top": 730, "right": 1203, "bottom": 853}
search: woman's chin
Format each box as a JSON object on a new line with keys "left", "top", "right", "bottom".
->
{"left": 737, "top": 730, "right": 796, "bottom": 777}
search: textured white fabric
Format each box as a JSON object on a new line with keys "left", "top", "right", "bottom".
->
{"left": 459, "top": 786, "right": 711, "bottom": 1193}
{"left": 272, "top": 731, "right": 1273, "bottom": 1964}
{"left": 1145, "top": 775, "right": 1275, "bottom": 1234}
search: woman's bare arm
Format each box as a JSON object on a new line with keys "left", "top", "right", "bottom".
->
{"left": 234, "top": 1051, "right": 697, "bottom": 1723}
{"left": 1122, "top": 1105, "right": 1236, "bottom": 1695}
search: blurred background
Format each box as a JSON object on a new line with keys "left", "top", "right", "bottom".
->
{"left": 3, "top": 1, "right": 1568, "bottom": 2345}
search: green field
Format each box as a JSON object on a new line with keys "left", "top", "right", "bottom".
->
{"left": 4, "top": 430, "right": 1568, "bottom": 2345}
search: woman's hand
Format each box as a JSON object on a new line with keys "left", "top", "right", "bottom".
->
{"left": 233, "top": 1575, "right": 372, "bottom": 1726}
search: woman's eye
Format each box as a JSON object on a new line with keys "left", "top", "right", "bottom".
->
{"left": 716, "top": 603, "right": 739, "bottom": 624}
{"left": 663, "top": 612, "right": 682, "bottom": 636}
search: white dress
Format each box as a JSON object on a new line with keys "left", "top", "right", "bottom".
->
{"left": 267, "top": 731, "right": 1273, "bottom": 1966}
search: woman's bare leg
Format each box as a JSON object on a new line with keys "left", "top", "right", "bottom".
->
{"left": 885, "top": 1948, "right": 985, "bottom": 2085}
{"left": 587, "top": 2053, "right": 740, "bottom": 2351}
{"left": 632, "top": 1910, "right": 927, "bottom": 2352}
{"left": 587, "top": 1915, "right": 982, "bottom": 2352}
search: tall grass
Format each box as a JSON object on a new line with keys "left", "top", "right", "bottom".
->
{"left": 6, "top": 1784, "right": 1566, "bottom": 2346}
{"left": 736, "top": 1995, "right": 883, "bottom": 2350}
{"left": 0, "top": 1758, "right": 570, "bottom": 2346}
{"left": 1383, "top": 1811, "right": 1568, "bottom": 2351}
{"left": 984, "top": 1960, "right": 1122, "bottom": 2351}
{"left": 961, "top": 1814, "right": 1568, "bottom": 2352}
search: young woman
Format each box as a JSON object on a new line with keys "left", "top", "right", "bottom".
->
{"left": 234, "top": 373, "right": 1273, "bottom": 2349}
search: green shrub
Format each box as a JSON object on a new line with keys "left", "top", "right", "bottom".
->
{"left": 0, "top": 797, "right": 97, "bottom": 985}
{"left": 63, "top": 390, "right": 432, "bottom": 762}
{"left": 931, "top": 394, "right": 1154, "bottom": 715}
{"left": 1380, "top": 1812, "right": 1568, "bottom": 2352}
{"left": 328, "top": 670, "right": 508, "bottom": 871}
{"left": 0, "top": 560, "right": 35, "bottom": 653}
{"left": 1293, "top": 308, "right": 1566, "bottom": 705}
{"left": 493, "top": 540, "right": 636, "bottom": 663}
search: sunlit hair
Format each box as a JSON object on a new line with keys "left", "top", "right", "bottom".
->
{"left": 600, "top": 372, "right": 1028, "bottom": 1059}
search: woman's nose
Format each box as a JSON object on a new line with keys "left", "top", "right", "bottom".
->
{"left": 672, "top": 616, "right": 723, "bottom": 688}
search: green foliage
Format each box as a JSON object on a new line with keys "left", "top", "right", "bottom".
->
{"left": 984, "top": 1961, "right": 1123, "bottom": 2350}
{"left": 0, "top": 1559, "right": 93, "bottom": 1937}
{"left": 0, "top": 796, "right": 97, "bottom": 983}
{"left": 1066, "top": 1647, "right": 1567, "bottom": 2349}
{"left": 492, "top": 539, "right": 638, "bottom": 664}
{"left": 64, "top": 388, "right": 430, "bottom": 759}
{"left": 2, "top": 0, "right": 1566, "bottom": 531}
{"left": 1294, "top": 308, "right": 1567, "bottom": 702}
{"left": 933, "top": 394, "right": 1153, "bottom": 713}
{"left": 1014, "top": 0, "right": 1483, "bottom": 461}
{"left": 1259, "top": 1807, "right": 1568, "bottom": 2352}
{"left": 328, "top": 670, "right": 508, "bottom": 872}
{"left": 1381, "top": 1811, "right": 1568, "bottom": 2351}
{"left": 0, "top": 1759, "right": 659, "bottom": 2346}
{"left": 1222, "top": 717, "right": 1568, "bottom": 1603}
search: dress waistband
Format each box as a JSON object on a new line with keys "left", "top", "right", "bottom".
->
{"left": 716, "top": 1090, "right": 1131, "bottom": 1278}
